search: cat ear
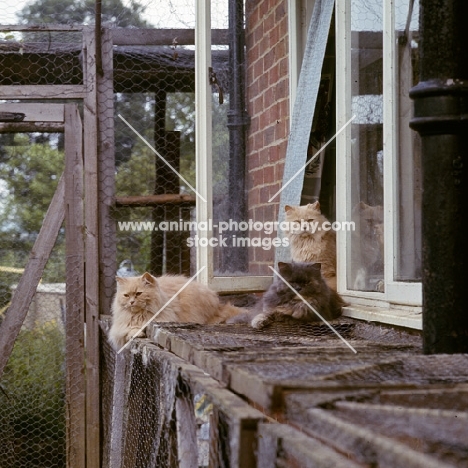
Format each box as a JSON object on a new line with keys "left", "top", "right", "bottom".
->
{"left": 277, "top": 262, "right": 292, "bottom": 275}
{"left": 116, "top": 276, "right": 126, "bottom": 285}
{"left": 141, "top": 272, "right": 156, "bottom": 286}
{"left": 308, "top": 201, "right": 321, "bottom": 211}
{"left": 284, "top": 205, "right": 293, "bottom": 213}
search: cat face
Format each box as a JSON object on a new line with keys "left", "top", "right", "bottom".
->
{"left": 277, "top": 261, "right": 322, "bottom": 284}
{"left": 115, "top": 272, "right": 161, "bottom": 313}
{"left": 284, "top": 202, "right": 325, "bottom": 236}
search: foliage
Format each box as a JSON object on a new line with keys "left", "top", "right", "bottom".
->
{"left": 0, "top": 134, "right": 65, "bottom": 293}
{"left": 0, "top": 322, "right": 66, "bottom": 466}
{"left": 17, "top": 0, "right": 150, "bottom": 28}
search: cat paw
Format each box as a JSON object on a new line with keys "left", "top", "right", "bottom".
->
{"left": 126, "top": 328, "right": 146, "bottom": 343}
{"left": 251, "top": 313, "right": 269, "bottom": 329}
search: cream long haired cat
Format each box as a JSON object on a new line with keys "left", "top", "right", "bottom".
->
{"left": 109, "top": 272, "right": 242, "bottom": 349}
{"left": 283, "top": 202, "right": 337, "bottom": 290}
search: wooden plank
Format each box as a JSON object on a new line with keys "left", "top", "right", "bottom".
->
{"left": 97, "top": 27, "right": 116, "bottom": 317}
{"left": 83, "top": 26, "right": 101, "bottom": 468}
{"left": 64, "top": 104, "right": 86, "bottom": 468}
{"left": 115, "top": 193, "right": 196, "bottom": 207}
{"left": 175, "top": 391, "right": 199, "bottom": 468}
{"left": 0, "top": 103, "right": 64, "bottom": 122}
{"left": 0, "top": 24, "right": 83, "bottom": 31}
{"left": 0, "top": 85, "right": 86, "bottom": 99}
{"left": 257, "top": 423, "right": 362, "bottom": 468}
{"left": 0, "top": 122, "right": 64, "bottom": 133}
{"left": 301, "top": 408, "right": 453, "bottom": 468}
{"left": 0, "top": 174, "right": 65, "bottom": 380}
{"left": 143, "top": 344, "right": 265, "bottom": 468}
{"left": 111, "top": 28, "right": 229, "bottom": 46}
{"left": 108, "top": 352, "right": 133, "bottom": 468}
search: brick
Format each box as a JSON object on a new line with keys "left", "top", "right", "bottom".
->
{"left": 263, "top": 49, "right": 275, "bottom": 72}
{"left": 263, "top": 165, "right": 275, "bottom": 184}
{"left": 275, "top": 38, "right": 287, "bottom": 62}
{"left": 258, "top": 148, "right": 269, "bottom": 166}
{"left": 279, "top": 56, "right": 289, "bottom": 77}
{"left": 259, "top": 186, "right": 271, "bottom": 203}
{"left": 269, "top": 64, "right": 279, "bottom": 86}
{"left": 264, "top": 126, "right": 275, "bottom": 146}
{"left": 275, "top": 2, "right": 286, "bottom": 22}
{"left": 252, "top": 93, "right": 263, "bottom": 115}
{"left": 253, "top": 59, "right": 263, "bottom": 80}
{"left": 251, "top": 168, "right": 264, "bottom": 187}
{"left": 263, "top": 10, "right": 275, "bottom": 34}
{"left": 269, "top": 22, "right": 279, "bottom": 45}
{"left": 259, "top": 0, "right": 269, "bottom": 18}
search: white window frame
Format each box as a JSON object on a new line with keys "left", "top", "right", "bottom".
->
{"left": 195, "top": 0, "right": 272, "bottom": 292}
{"left": 335, "top": 0, "right": 422, "bottom": 311}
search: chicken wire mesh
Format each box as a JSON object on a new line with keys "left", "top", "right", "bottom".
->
{"left": 0, "top": 207, "right": 84, "bottom": 468}
{"left": 100, "top": 335, "right": 262, "bottom": 468}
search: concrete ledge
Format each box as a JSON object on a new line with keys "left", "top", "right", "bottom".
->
{"left": 343, "top": 306, "right": 422, "bottom": 330}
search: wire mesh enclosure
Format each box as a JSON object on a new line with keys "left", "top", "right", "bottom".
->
{"left": 98, "top": 317, "right": 468, "bottom": 468}
{"left": 1, "top": 1, "right": 464, "bottom": 467}
{"left": 100, "top": 329, "right": 265, "bottom": 468}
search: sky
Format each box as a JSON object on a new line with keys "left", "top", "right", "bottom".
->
{"left": 1, "top": 0, "right": 229, "bottom": 29}
{"left": 2, "top": 0, "right": 418, "bottom": 32}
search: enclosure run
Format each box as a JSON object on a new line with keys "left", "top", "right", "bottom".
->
{"left": 0, "top": 15, "right": 467, "bottom": 468}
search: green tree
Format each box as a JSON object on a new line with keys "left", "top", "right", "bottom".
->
{"left": 0, "top": 134, "right": 65, "bottom": 306}
{"left": 18, "top": 0, "right": 150, "bottom": 28}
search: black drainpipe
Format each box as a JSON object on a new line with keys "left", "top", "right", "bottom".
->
{"left": 410, "top": 0, "right": 468, "bottom": 353}
{"left": 222, "top": 0, "right": 249, "bottom": 273}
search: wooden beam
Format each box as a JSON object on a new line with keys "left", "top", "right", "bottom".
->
{"left": 115, "top": 194, "right": 196, "bottom": 207}
{"left": 83, "top": 26, "right": 101, "bottom": 468}
{"left": 97, "top": 27, "right": 117, "bottom": 318}
{"left": 0, "top": 85, "right": 86, "bottom": 100}
{"left": 112, "top": 28, "right": 229, "bottom": 46}
{"left": 64, "top": 103, "right": 86, "bottom": 468}
{"left": 0, "top": 174, "right": 65, "bottom": 380}
{"left": 0, "top": 122, "right": 64, "bottom": 133}
{"left": 0, "top": 103, "right": 64, "bottom": 122}
{"left": 0, "top": 24, "right": 83, "bottom": 31}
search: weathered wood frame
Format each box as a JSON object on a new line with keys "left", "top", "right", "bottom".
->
{"left": 0, "top": 102, "right": 87, "bottom": 467}
{"left": 100, "top": 338, "right": 265, "bottom": 468}
{"left": 0, "top": 23, "right": 105, "bottom": 467}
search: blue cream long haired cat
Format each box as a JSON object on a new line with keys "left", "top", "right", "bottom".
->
{"left": 109, "top": 272, "right": 242, "bottom": 349}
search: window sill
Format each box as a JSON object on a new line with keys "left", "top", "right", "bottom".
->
{"left": 342, "top": 305, "right": 422, "bottom": 331}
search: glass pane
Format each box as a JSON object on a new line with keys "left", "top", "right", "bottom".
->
{"left": 348, "top": 0, "right": 385, "bottom": 292}
{"left": 395, "top": 0, "right": 422, "bottom": 281}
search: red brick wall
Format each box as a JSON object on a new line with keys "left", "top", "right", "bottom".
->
{"left": 245, "top": 0, "right": 290, "bottom": 274}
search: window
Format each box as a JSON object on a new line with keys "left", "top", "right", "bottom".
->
{"left": 336, "top": 0, "right": 422, "bottom": 308}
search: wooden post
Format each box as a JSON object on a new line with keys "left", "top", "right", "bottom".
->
{"left": 83, "top": 26, "right": 101, "bottom": 468}
{"left": 64, "top": 104, "right": 86, "bottom": 468}
{"left": 150, "top": 91, "right": 167, "bottom": 275}
{"left": 164, "top": 131, "right": 188, "bottom": 275}
{"left": 175, "top": 384, "right": 199, "bottom": 468}
{"left": 97, "top": 27, "right": 116, "bottom": 315}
